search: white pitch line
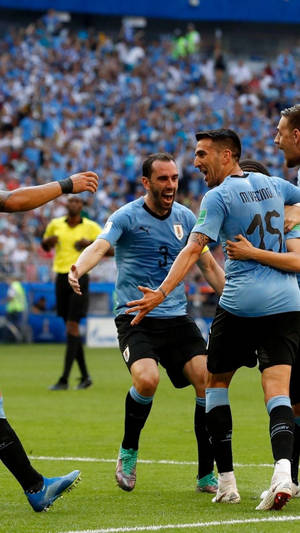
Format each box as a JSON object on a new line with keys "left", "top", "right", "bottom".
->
{"left": 29, "top": 455, "right": 273, "bottom": 468}
{"left": 59, "top": 516, "right": 300, "bottom": 533}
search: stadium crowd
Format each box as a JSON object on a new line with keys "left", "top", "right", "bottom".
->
{"left": 0, "top": 11, "right": 299, "bottom": 288}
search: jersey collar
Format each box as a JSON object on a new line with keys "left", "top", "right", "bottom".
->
{"left": 229, "top": 173, "right": 249, "bottom": 178}
{"left": 65, "top": 217, "right": 83, "bottom": 225}
{"left": 142, "top": 202, "right": 172, "bottom": 220}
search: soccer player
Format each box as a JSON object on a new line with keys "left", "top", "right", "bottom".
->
{"left": 274, "top": 105, "right": 300, "bottom": 498}
{"left": 126, "top": 130, "right": 300, "bottom": 510}
{"left": 68, "top": 153, "right": 225, "bottom": 493}
{"left": 42, "top": 196, "right": 101, "bottom": 391}
{"left": 0, "top": 170, "right": 98, "bottom": 511}
{"left": 231, "top": 158, "right": 300, "bottom": 499}
{"left": 275, "top": 104, "right": 300, "bottom": 169}
{"left": 228, "top": 163, "right": 300, "bottom": 501}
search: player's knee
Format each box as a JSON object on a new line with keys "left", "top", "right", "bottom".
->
{"left": 262, "top": 367, "right": 290, "bottom": 403}
{"left": 66, "top": 321, "right": 79, "bottom": 336}
{"left": 292, "top": 403, "right": 300, "bottom": 416}
{"left": 134, "top": 372, "right": 159, "bottom": 396}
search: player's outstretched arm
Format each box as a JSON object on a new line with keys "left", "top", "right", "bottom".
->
{"left": 226, "top": 234, "right": 300, "bottom": 271}
{"left": 126, "top": 232, "right": 209, "bottom": 325}
{"left": 68, "top": 238, "right": 111, "bottom": 295}
{"left": 0, "top": 171, "right": 98, "bottom": 213}
{"left": 197, "top": 250, "right": 225, "bottom": 295}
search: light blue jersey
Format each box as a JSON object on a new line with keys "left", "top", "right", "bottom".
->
{"left": 193, "top": 172, "right": 300, "bottom": 317}
{"left": 98, "top": 197, "right": 197, "bottom": 317}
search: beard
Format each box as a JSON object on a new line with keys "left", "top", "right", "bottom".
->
{"left": 286, "top": 156, "right": 300, "bottom": 168}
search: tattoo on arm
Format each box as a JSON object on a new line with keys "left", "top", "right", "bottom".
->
{"left": 188, "top": 232, "right": 209, "bottom": 249}
{"left": 0, "top": 191, "right": 11, "bottom": 212}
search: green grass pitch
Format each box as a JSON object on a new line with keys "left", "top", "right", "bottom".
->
{"left": 0, "top": 344, "right": 300, "bottom": 533}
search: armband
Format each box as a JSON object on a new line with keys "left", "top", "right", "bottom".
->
{"left": 59, "top": 178, "right": 73, "bottom": 194}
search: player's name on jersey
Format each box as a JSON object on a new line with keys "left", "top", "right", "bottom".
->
{"left": 239, "top": 187, "right": 274, "bottom": 204}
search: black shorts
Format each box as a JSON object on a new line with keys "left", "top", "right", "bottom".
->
{"left": 115, "top": 314, "right": 207, "bottom": 389}
{"left": 207, "top": 305, "right": 300, "bottom": 374}
{"left": 55, "top": 273, "right": 89, "bottom": 322}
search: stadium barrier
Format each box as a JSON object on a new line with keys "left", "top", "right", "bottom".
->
{"left": 0, "top": 282, "right": 213, "bottom": 344}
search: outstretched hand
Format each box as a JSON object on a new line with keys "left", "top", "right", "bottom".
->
{"left": 70, "top": 171, "right": 99, "bottom": 194}
{"left": 126, "top": 286, "right": 165, "bottom": 325}
{"left": 226, "top": 234, "right": 254, "bottom": 260}
{"left": 68, "top": 264, "right": 82, "bottom": 295}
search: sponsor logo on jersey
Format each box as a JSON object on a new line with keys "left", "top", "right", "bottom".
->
{"left": 139, "top": 226, "right": 150, "bottom": 234}
{"left": 102, "top": 220, "right": 112, "bottom": 234}
{"left": 123, "top": 346, "right": 130, "bottom": 363}
{"left": 197, "top": 209, "right": 206, "bottom": 225}
{"left": 173, "top": 224, "right": 184, "bottom": 240}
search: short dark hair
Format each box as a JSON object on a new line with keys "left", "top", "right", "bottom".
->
{"left": 239, "top": 159, "right": 271, "bottom": 176}
{"left": 281, "top": 105, "right": 300, "bottom": 130}
{"left": 142, "top": 152, "right": 176, "bottom": 179}
{"left": 195, "top": 129, "right": 241, "bottom": 161}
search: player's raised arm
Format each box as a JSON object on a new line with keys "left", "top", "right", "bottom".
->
{"left": 126, "top": 232, "right": 209, "bottom": 325}
{"left": 0, "top": 171, "right": 98, "bottom": 213}
{"left": 68, "top": 238, "right": 111, "bottom": 295}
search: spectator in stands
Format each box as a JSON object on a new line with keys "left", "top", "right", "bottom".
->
{"left": 0, "top": 13, "right": 298, "bottom": 285}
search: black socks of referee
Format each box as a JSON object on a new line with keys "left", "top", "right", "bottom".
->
{"left": 0, "top": 419, "right": 43, "bottom": 492}
{"left": 122, "top": 387, "right": 153, "bottom": 450}
{"left": 61, "top": 334, "right": 88, "bottom": 382}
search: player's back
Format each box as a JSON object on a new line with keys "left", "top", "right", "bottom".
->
{"left": 220, "top": 172, "right": 286, "bottom": 269}
{"left": 214, "top": 172, "right": 300, "bottom": 316}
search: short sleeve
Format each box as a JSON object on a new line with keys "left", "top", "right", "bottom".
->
{"left": 192, "top": 190, "right": 226, "bottom": 242}
{"left": 97, "top": 209, "right": 128, "bottom": 246}
{"left": 43, "top": 219, "right": 56, "bottom": 239}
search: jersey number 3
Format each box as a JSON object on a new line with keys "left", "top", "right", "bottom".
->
{"left": 159, "top": 246, "right": 169, "bottom": 267}
{"left": 246, "top": 210, "right": 283, "bottom": 252}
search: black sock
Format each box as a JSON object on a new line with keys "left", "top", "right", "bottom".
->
{"left": 269, "top": 405, "right": 295, "bottom": 462}
{"left": 0, "top": 419, "right": 43, "bottom": 492}
{"left": 61, "top": 334, "right": 81, "bottom": 381}
{"left": 195, "top": 403, "right": 214, "bottom": 478}
{"left": 75, "top": 340, "right": 88, "bottom": 379}
{"left": 122, "top": 392, "right": 152, "bottom": 450}
{"left": 206, "top": 405, "right": 233, "bottom": 473}
{"left": 291, "top": 423, "right": 300, "bottom": 485}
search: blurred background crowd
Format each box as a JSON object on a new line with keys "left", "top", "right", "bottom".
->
{"left": 0, "top": 8, "right": 299, "bottom": 317}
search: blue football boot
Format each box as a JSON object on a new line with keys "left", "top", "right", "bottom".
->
{"left": 25, "top": 470, "right": 81, "bottom": 512}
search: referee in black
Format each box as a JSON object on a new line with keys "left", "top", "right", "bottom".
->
{"left": 42, "top": 195, "right": 101, "bottom": 390}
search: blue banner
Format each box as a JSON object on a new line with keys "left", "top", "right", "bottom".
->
{"left": 0, "top": 0, "right": 300, "bottom": 23}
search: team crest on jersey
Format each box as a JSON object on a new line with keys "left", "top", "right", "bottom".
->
{"left": 173, "top": 224, "right": 184, "bottom": 240}
{"left": 123, "top": 346, "right": 130, "bottom": 363}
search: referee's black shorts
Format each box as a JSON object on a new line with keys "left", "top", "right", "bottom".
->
{"left": 55, "top": 273, "right": 89, "bottom": 322}
{"left": 115, "top": 314, "right": 207, "bottom": 389}
{"left": 207, "top": 305, "right": 300, "bottom": 374}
